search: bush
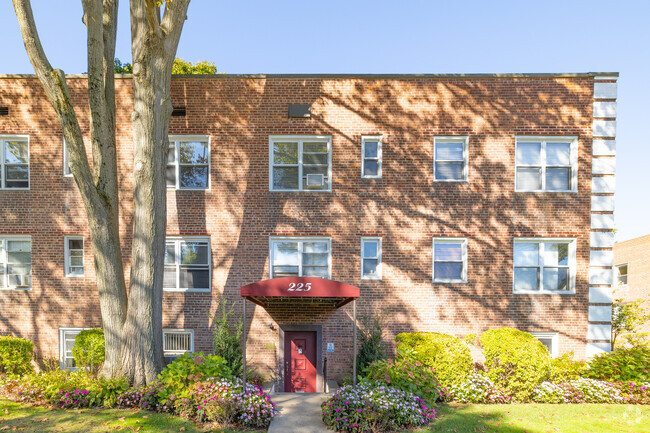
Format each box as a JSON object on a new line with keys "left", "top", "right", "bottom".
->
{"left": 549, "top": 352, "right": 588, "bottom": 383}
{"left": 585, "top": 346, "right": 650, "bottom": 383}
{"left": 356, "top": 314, "right": 385, "bottom": 375}
{"left": 212, "top": 299, "right": 244, "bottom": 377}
{"left": 615, "top": 381, "right": 650, "bottom": 404}
{"left": 395, "top": 332, "right": 472, "bottom": 387}
{"left": 71, "top": 329, "right": 105, "bottom": 375}
{"left": 93, "top": 376, "right": 130, "bottom": 407}
{"left": 322, "top": 382, "right": 436, "bottom": 432}
{"left": 0, "top": 335, "right": 34, "bottom": 377}
{"left": 480, "top": 328, "right": 551, "bottom": 401}
{"left": 157, "top": 352, "right": 231, "bottom": 405}
{"left": 183, "top": 378, "right": 278, "bottom": 428}
{"left": 449, "top": 372, "right": 511, "bottom": 404}
{"left": 532, "top": 378, "right": 626, "bottom": 404}
{"left": 364, "top": 357, "right": 447, "bottom": 405}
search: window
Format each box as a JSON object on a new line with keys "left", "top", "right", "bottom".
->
{"left": 515, "top": 137, "right": 577, "bottom": 192}
{"left": 269, "top": 136, "right": 331, "bottom": 191}
{"left": 59, "top": 328, "right": 86, "bottom": 370}
{"left": 530, "top": 332, "right": 559, "bottom": 357}
{"left": 616, "top": 264, "right": 628, "bottom": 287}
{"left": 64, "top": 236, "right": 84, "bottom": 277}
{"left": 163, "top": 329, "right": 194, "bottom": 356}
{"left": 0, "top": 237, "right": 31, "bottom": 290}
{"left": 432, "top": 238, "right": 467, "bottom": 283}
{"left": 0, "top": 135, "right": 29, "bottom": 189}
{"left": 513, "top": 239, "right": 576, "bottom": 294}
{"left": 163, "top": 237, "right": 211, "bottom": 292}
{"left": 166, "top": 136, "right": 210, "bottom": 189}
{"left": 361, "top": 136, "right": 382, "bottom": 178}
{"left": 434, "top": 137, "right": 468, "bottom": 181}
{"left": 270, "top": 237, "right": 331, "bottom": 278}
{"left": 361, "top": 237, "right": 382, "bottom": 280}
{"left": 63, "top": 137, "right": 72, "bottom": 177}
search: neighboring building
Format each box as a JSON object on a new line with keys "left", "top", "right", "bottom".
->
{"left": 0, "top": 72, "right": 618, "bottom": 390}
{"left": 614, "top": 234, "right": 650, "bottom": 335}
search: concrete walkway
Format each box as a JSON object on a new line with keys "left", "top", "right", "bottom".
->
{"left": 268, "top": 392, "right": 330, "bottom": 433}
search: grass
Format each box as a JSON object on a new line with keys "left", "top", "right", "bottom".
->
{"left": 413, "top": 403, "right": 650, "bottom": 433}
{"left": 0, "top": 398, "right": 262, "bottom": 433}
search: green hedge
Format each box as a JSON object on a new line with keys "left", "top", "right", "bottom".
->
{"left": 395, "top": 332, "right": 472, "bottom": 387}
{"left": 72, "top": 329, "right": 105, "bottom": 375}
{"left": 585, "top": 346, "right": 650, "bottom": 383}
{"left": 480, "top": 328, "right": 551, "bottom": 401}
{"left": 0, "top": 335, "right": 34, "bottom": 377}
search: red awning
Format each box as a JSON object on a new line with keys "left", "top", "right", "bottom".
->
{"left": 240, "top": 277, "right": 360, "bottom": 308}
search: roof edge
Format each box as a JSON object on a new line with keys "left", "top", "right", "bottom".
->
{"left": 0, "top": 72, "right": 619, "bottom": 80}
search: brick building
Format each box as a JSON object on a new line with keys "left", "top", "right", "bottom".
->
{"left": 614, "top": 234, "right": 650, "bottom": 336}
{"left": 0, "top": 72, "right": 618, "bottom": 391}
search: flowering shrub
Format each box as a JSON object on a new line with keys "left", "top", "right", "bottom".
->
{"left": 322, "top": 382, "right": 436, "bottom": 432}
{"left": 585, "top": 346, "right": 650, "bottom": 383}
{"left": 615, "top": 381, "right": 650, "bottom": 404}
{"left": 174, "top": 377, "right": 277, "bottom": 428}
{"left": 449, "top": 372, "right": 511, "bottom": 404}
{"left": 364, "top": 357, "right": 448, "bottom": 404}
{"left": 532, "top": 378, "right": 626, "bottom": 403}
{"left": 116, "top": 382, "right": 170, "bottom": 412}
{"left": 51, "top": 388, "right": 95, "bottom": 408}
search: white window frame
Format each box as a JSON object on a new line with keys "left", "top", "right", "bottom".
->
{"left": 167, "top": 135, "right": 211, "bottom": 190}
{"left": 64, "top": 236, "right": 84, "bottom": 278}
{"left": 361, "top": 237, "right": 382, "bottom": 280}
{"left": 163, "top": 329, "right": 194, "bottom": 356}
{"left": 615, "top": 264, "right": 628, "bottom": 287}
{"left": 0, "top": 135, "right": 30, "bottom": 190}
{"left": 434, "top": 136, "right": 469, "bottom": 182}
{"left": 269, "top": 237, "right": 332, "bottom": 279}
{"left": 432, "top": 238, "right": 468, "bottom": 283}
{"left": 515, "top": 136, "right": 578, "bottom": 192}
{"left": 59, "top": 327, "right": 89, "bottom": 370}
{"left": 530, "top": 331, "right": 559, "bottom": 358}
{"left": 361, "top": 136, "right": 382, "bottom": 179}
{"left": 512, "top": 238, "right": 576, "bottom": 295}
{"left": 0, "top": 236, "right": 32, "bottom": 290}
{"left": 269, "top": 135, "right": 332, "bottom": 192}
{"left": 164, "top": 236, "right": 211, "bottom": 293}
{"left": 63, "top": 137, "right": 73, "bottom": 177}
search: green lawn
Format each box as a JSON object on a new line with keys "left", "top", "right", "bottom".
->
{"left": 0, "top": 398, "right": 261, "bottom": 433}
{"left": 415, "top": 403, "right": 650, "bottom": 433}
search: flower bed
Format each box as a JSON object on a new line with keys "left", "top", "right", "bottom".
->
{"left": 449, "top": 372, "right": 511, "bottom": 404}
{"left": 322, "top": 382, "right": 436, "bottom": 432}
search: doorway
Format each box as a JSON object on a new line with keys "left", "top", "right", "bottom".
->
{"left": 284, "top": 331, "right": 317, "bottom": 392}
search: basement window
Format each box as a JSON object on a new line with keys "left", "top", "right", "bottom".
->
{"left": 530, "top": 331, "right": 559, "bottom": 357}
{"left": 163, "top": 329, "right": 194, "bottom": 355}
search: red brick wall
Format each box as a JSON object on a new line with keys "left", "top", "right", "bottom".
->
{"left": 0, "top": 75, "right": 595, "bottom": 380}
{"left": 614, "top": 234, "right": 650, "bottom": 335}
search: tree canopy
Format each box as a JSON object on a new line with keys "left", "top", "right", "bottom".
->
{"left": 114, "top": 57, "right": 217, "bottom": 75}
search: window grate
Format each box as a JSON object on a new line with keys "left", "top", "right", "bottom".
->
{"left": 163, "top": 331, "right": 192, "bottom": 354}
{"left": 171, "top": 107, "right": 186, "bottom": 117}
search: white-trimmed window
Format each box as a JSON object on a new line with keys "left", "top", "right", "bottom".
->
{"left": 270, "top": 237, "right": 331, "bottom": 278}
{"left": 515, "top": 137, "right": 577, "bottom": 192}
{"left": 166, "top": 136, "right": 210, "bottom": 190}
{"left": 361, "top": 136, "right": 382, "bottom": 178}
{"left": 361, "top": 237, "right": 382, "bottom": 280}
{"left": 432, "top": 238, "right": 467, "bottom": 283}
{"left": 163, "top": 329, "right": 194, "bottom": 356}
{"left": 269, "top": 136, "right": 332, "bottom": 191}
{"left": 434, "top": 136, "right": 468, "bottom": 181}
{"left": 163, "top": 237, "right": 211, "bottom": 292}
{"left": 0, "top": 135, "right": 29, "bottom": 189}
{"left": 64, "top": 236, "right": 84, "bottom": 277}
{"left": 0, "top": 237, "right": 31, "bottom": 290}
{"left": 59, "top": 328, "right": 87, "bottom": 370}
{"left": 63, "top": 137, "right": 72, "bottom": 177}
{"left": 530, "top": 332, "right": 559, "bottom": 357}
{"left": 513, "top": 239, "right": 576, "bottom": 294}
{"left": 616, "top": 264, "right": 628, "bottom": 287}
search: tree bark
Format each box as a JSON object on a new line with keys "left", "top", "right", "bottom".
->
{"left": 13, "top": 0, "right": 190, "bottom": 385}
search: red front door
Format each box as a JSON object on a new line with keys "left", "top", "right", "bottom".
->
{"left": 284, "top": 331, "right": 317, "bottom": 392}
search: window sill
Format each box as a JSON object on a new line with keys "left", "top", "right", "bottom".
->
{"left": 0, "top": 287, "right": 31, "bottom": 291}
{"left": 0, "top": 188, "right": 30, "bottom": 191}
{"left": 515, "top": 189, "right": 578, "bottom": 193}
{"left": 433, "top": 279, "right": 467, "bottom": 284}
{"left": 64, "top": 274, "right": 85, "bottom": 278}
{"left": 361, "top": 276, "right": 382, "bottom": 281}
{"left": 513, "top": 290, "right": 575, "bottom": 295}
{"left": 163, "top": 288, "right": 211, "bottom": 293}
{"left": 362, "top": 176, "right": 382, "bottom": 180}
{"left": 433, "top": 179, "right": 469, "bottom": 183}
{"left": 167, "top": 187, "right": 210, "bottom": 192}
{"left": 270, "top": 189, "right": 332, "bottom": 193}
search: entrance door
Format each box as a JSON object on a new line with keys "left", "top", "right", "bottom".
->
{"left": 284, "top": 331, "right": 317, "bottom": 392}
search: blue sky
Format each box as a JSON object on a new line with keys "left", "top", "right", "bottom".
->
{"left": 1, "top": 0, "right": 648, "bottom": 241}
